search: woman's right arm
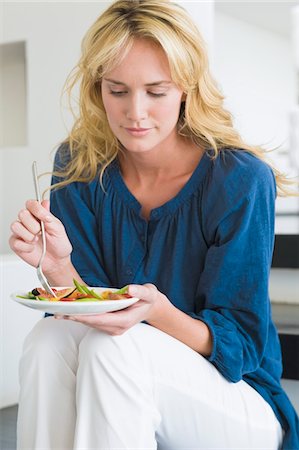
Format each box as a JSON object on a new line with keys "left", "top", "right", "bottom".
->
{"left": 9, "top": 198, "right": 85, "bottom": 287}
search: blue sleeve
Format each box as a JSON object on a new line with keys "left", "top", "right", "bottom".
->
{"left": 50, "top": 145, "right": 111, "bottom": 287}
{"left": 192, "top": 153, "right": 276, "bottom": 382}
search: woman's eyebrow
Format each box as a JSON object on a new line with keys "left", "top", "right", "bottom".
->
{"left": 145, "top": 81, "right": 172, "bottom": 87}
{"left": 103, "top": 78, "right": 172, "bottom": 87}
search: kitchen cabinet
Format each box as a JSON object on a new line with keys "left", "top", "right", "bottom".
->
{"left": 270, "top": 234, "right": 299, "bottom": 383}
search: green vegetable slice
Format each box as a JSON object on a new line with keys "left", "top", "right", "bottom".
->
{"left": 73, "top": 279, "right": 87, "bottom": 294}
{"left": 17, "top": 294, "right": 35, "bottom": 300}
{"left": 114, "top": 285, "right": 129, "bottom": 295}
{"left": 73, "top": 279, "right": 103, "bottom": 299}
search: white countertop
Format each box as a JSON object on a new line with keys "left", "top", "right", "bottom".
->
{"left": 269, "top": 268, "right": 299, "bottom": 305}
{"left": 269, "top": 269, "right": 299, "bottom": 330}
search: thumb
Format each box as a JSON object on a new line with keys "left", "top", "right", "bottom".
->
{"left": 41, "top": 199, "right": 50, "bottom": 211}
{"left": 128, "top": 283, "right": 157, "bottom": 299}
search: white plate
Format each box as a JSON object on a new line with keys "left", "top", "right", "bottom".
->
{"left": 11, "top": 287, "right": 140, "bottom": 315}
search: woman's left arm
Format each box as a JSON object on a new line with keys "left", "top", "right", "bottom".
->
{"left": 188, "top": 156, "right": 277, "bottom": 382}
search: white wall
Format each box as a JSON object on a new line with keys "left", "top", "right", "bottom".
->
{"left": 213, "top": 12, "right": 299, "bottom": 223}
{"left": 179, "top": 1, "right": 214, "bottom": 57}
{"left": 0, "top": 41, "right": 27, "bottom": 147}
{"left": 214, "top": 11, "right": 295, "bottom": 154}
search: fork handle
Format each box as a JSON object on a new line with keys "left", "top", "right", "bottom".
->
{"left": 32, "top": 161, "right": 42, "bottom": 203}
{"left": 32, "top": 161, "right": 46, "bottom": 257}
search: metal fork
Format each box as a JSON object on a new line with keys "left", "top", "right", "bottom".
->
{"left": 32, "top": 161, "right": 57, "bottom": 297}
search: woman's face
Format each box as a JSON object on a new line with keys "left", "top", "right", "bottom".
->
{"left": 101, "top": 39, "right": 185, "bottom": 155}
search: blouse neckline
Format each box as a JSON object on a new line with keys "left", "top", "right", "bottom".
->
{"left": 108, "top": 151, "right": 212, "bottom": 221}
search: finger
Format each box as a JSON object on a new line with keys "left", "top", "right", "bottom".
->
{"left": 17, "top": 209, "right": 41, "bottom": 235}
{"left": 10, "top": 220, "right": 39, "bottom": 243}
{"left": 25, "top": 199, "right": 54, "bottom": 223}
{"left": 67, "top": 313, "right": 114, "bottom": 325}
{"left": 26, "top": 199, "right": 63, "bottom": 235}
{"left": 41, "top": 199, "right": 50, "bottom": 211}
{"left": 9, "top": 235, "right": 36, "bottom": 254}
{"left": 65, "top": 312, "right": 135, "bottom": 336}
{"left": 68, "top": 310, "right": 132, "bottom": 327}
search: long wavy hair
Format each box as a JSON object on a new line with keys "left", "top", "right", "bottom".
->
{"left": 53, "top": 0, "right": 293, "bottom": 195}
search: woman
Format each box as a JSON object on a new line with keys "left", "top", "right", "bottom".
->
{"left": 9, "top": 1, "right": 299, "bottom": 449}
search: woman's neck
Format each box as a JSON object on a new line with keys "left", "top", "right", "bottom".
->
{"left": 118, "top": 139, "right": 204, "bottom": 186}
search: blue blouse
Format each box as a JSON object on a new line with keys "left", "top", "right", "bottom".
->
{"left": 50, "top": 145, "right": 299, "bottom": 449}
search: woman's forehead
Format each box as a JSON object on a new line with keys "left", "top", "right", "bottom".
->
{"left": 103, "top": 38, "right": 171, "bottom": 80}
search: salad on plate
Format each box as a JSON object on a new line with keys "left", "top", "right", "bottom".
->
{"left": 17, "top": 279, "right": 131, "bottom": 302}
{"left": 12, "top": 280, "right": 139, "bottom": 315}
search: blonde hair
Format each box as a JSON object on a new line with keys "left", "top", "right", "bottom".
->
{"left": 54, "top": 0, "right": 293, "bottom": 195}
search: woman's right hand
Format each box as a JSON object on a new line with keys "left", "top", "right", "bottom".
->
{"left": 9, "top": 199, "right": 73, "bottom": 275}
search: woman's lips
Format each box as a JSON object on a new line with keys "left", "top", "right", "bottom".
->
{"left": 124, "top": 127, "right": 152, "bottom": 137}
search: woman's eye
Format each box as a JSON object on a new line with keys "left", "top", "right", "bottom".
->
{"left": 110, "top": 91, "right": 127, "bottom": 96}
{"left": 148, "top": 92, "right": 166, "bottom": 97}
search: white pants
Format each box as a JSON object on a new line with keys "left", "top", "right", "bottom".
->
{"left": 17, "top": 318, "right": 283, "bottom": 450}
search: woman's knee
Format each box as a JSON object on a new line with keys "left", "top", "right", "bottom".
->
{"left": 78, "top": 323, "right": 149, "bottom": 372}
{"left": 20, "top": 317, "right": 88, "bottom": 371}
{"left": 19, "top": 318, "right": 90, "bottom": 392}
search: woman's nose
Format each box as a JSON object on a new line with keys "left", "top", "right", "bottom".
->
{"left": 126, "top": 94, "right": 148, "bottom": 122}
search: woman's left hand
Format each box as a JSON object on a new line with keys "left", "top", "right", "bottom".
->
{"left": 55, "top": 283, "right": 169, "bottom": 335}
